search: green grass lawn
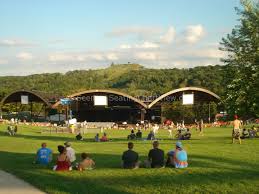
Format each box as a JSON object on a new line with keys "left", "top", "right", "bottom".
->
{"left": 0, "top": 124, "right": 259, "bottom": 194}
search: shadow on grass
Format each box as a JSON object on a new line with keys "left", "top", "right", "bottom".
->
{"left": 0, "top": 151, "right": 259, "bottom": 194}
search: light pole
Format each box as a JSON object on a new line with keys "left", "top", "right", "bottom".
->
{"left": 208, "top": 102, "right": 211, "bottom": 123}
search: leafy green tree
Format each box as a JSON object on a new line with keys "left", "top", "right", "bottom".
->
{"left": 220, "top": 0, "right": 259, "bottom": 118}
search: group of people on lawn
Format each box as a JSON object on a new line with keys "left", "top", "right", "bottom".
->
{"left": 127, "top": 128, "right": 191, "bottom": 141}
{"left": 35, "top": 141, "right": 95, "bottom": 171}
{"left": 232, "top": 115, "right": 259, "bottom": 144}
{"left": 35, "top": 140, "right": 188, "bottom": 171}
{"left": 122, "top": 141, "right": 188, "bottom": 169}
{"left": 76, "top": 132, "right": 109, "bottom": 142}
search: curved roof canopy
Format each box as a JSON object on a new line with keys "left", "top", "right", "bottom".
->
{"left": 52, "top": 89, "right": 148, "bottom": 108}
{"left": 0, "top": 90, "right": 52, "bottom": 108}
{"left": 148, "top": 87, "right": 221, "bottom": 108}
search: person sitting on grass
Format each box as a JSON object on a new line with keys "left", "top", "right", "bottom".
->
{"left": 77, "top": 153, "right": 95, "bottom": 171}
{"left": 76, "top": 132, "right": 83, "bottom": 140}
{"left": 241, "top": 128, "right": 249, "bottom": 139}
{"left": 166, "top": 142, "right": 188, "bottom": 168}
{"left": 175, "top": 129, "right": 183, "bottom": 140}
{"left": 248, "top": 127, "right": 257, "bottom": 138}
{"left": 136, "top": 129, "right": 142, "bottom": 139}
{"left": 34, "top": 142, "right": 52, "bottom": 165}
{"left": 64, "top": 141, "right": 76, "bottom": 166}
{"left": 182, "top": 128, "right": 191, "bottom": 140}
{"left": 94, "top": 133, "right": 100, "bottom": 142}
{"left": 122, "top": 142, "right": 140, "bottom": 169}
{"left": 7, "top": 125, "right": 18, "bottom": 136}
{"left": 147, "top": 141, "right": 164, "bottom": 168}
{"left": 100, "top": 132, "right": 109, "bottom": 142}
{"left": 147, "top": 131, "right": 155, "bottom": 140}
{"left": 55, "top": 145, "right": 71, "bottom": 171}
{"left": 127, "top": 129, "right": 136, "bottom": 140}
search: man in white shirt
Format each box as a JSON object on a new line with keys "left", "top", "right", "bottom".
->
{"left": 64, "top": 141, "right": 76, "bottom": 165}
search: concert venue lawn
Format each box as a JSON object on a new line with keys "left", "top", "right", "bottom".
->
{"left": 0, "top": 124, "right": 258, "bottom": 194}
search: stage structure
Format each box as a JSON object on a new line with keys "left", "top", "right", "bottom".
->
{"left": 0, "top": 90, "right": 54, "bottom": 121}
{"left": 147, "top": 87, "right": 221, "bottom": 123}
{"left": 53, "top": 89, "right": 148, "bottom": 123}
{"left": 1, "top": 87, "right": 221, "bottom": 123}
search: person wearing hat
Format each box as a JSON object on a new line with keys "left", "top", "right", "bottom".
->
{"left": 166, "top": 141, "right": 188, "bottom": 168}
{"left": 64, "top": 141, "right": 76, "bottom": 165}
{"left": 232, "top": 115, "right": 242, "bottom": 144}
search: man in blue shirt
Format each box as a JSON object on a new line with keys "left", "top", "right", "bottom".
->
{"left": 35, "top": 143, "right": 52, "bottom": 165}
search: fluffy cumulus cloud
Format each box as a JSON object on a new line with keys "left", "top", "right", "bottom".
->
{"left": 118, "top": 25, "right": 204, "bottom": 49}
{"left": 16, "top": 52, "right": 33, "bottom": 60}
{"left": 160, "top": 26, "right": 176, "bottom": 44}
{"left": 184, "top": 24, "right": 205, "bottom": 43}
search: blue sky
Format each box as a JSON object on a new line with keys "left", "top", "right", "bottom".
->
{"left": 0, "top": 0, "right": 241, "bottom": 75}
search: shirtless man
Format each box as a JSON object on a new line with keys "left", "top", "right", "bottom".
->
{"left": 232, "top": 115, "right": 242, "bottom": 144}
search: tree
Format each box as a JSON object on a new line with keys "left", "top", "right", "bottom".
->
{"left": 220, "top": 0, "right": 259, "bottom": 118}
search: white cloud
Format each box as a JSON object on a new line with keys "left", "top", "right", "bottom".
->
{"left": 119, "top": 44, "right": 132, "bottom": 49}
{"left": 135, "top": 41, "right": 159, "bottom": 49}
{"left": 106, "top": 53, "right": 118, "bottom": 60}
{"left": 108, "top": 26, "right": 162, "bottom": 38}
{"left": 160, "top": 26, "right": 176, "bottom": 44}
{"left": 184, "top": 24, "right": 205, "bottom": 43}
{"left": 48, "top": 52, "right": 119, "bottom": 63}
{"left": 88, "top": 54, "right": 105, "bottom": 61}
{"left": 0, "top": 39, "right": 36, "bottom": 47}
{"left": 48, "top": 53, "right": 73, "bottom": 62}
{"left": 16, "top": 52, "right": 33, "bottom": 60}
{"left": 120, "top": 41, "right": 159, "bottom": 49}
{"left": 194, "top": 48, "right": 225, "bottom": 58}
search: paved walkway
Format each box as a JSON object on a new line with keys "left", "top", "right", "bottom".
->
{"left": 0, "top": 170, "right": 45, "bottom": 194}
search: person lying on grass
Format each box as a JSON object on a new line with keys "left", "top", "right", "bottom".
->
{"left": 54, "top": 145, "right": 71, "bottom": 171}
{"left": 166, "top": 141, "right": 188, "bottom": 168}
{"left": 77, "top": 153, "right": 95, "bottom": 171}
{"left": 122, "top": 142, "right": 140, "bottom": 169}
{"left": 34, "top": 142, "right": 52, "bottom": 165}
{"left": 146, "top": 140, "right": 164, "bottom": 168}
